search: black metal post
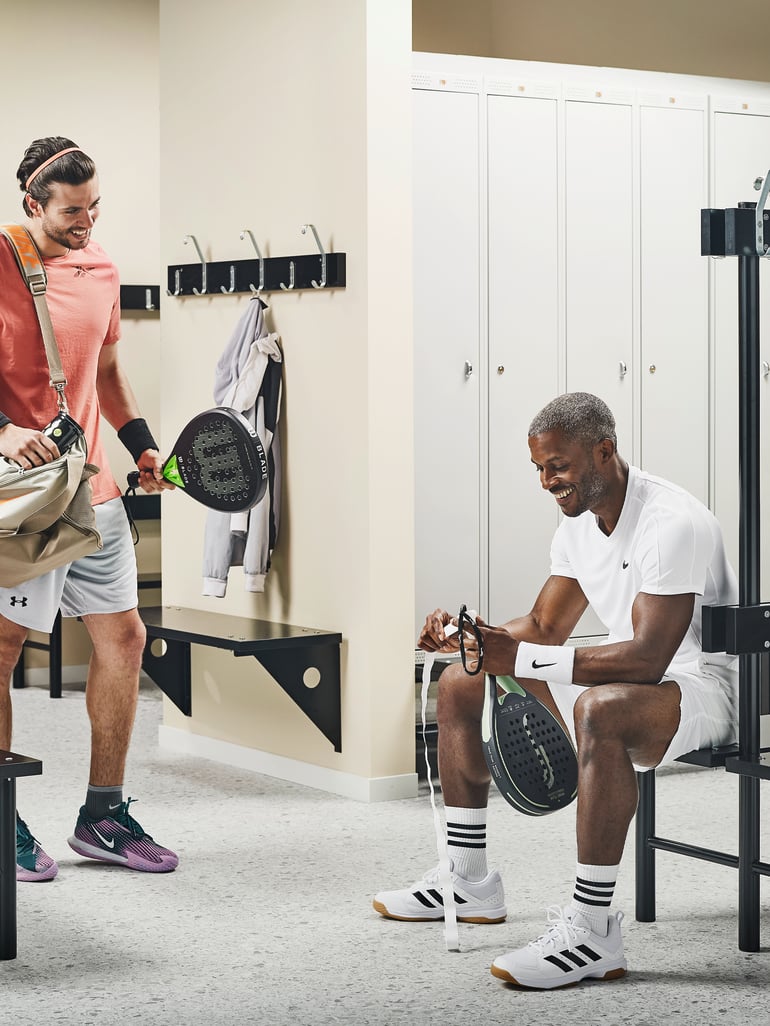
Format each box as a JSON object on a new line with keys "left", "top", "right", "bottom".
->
{"left": 737, "top": 243, "right": 762, "bottom": 952}
{"left": 0, "top": 776, "right": 17, "bottom": 960}
{"left": 635, "top": 770, "right": 656, "bottom": 921}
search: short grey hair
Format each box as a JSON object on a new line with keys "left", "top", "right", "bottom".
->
{"left": 528, "top": 392, "right": 617, "bottom": 450}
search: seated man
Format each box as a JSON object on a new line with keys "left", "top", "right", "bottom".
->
{"left": 374, "top": 391, "right": 737, "bottom": 989}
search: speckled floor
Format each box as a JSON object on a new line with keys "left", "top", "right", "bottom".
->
{"left": 3, "top": 678, "right": 770, "bottom": 1026}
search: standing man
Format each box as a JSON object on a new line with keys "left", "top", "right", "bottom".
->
{"left": 0, "top": 137, "right": 178, "bottom": 880}
{"left": 374, "top": 392, "right": 737, "bottom": 988}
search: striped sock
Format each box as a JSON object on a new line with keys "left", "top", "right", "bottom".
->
{"left": 444, "top": 806, "right": 488, "bottom": 881}
{"left": 571, "top": 862, "right": 619, "bottom": 936}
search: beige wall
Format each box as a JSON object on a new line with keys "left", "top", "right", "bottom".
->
{"left": 157, "top": 0, "right": 415, "bottom": 785}
{"left": 0, "top": 0, "right": 161, "bottom": 670}
{"left": 413, "top": 0, "right": 770, "bottom": 81}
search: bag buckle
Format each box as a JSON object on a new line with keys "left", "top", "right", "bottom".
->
{"left": 28, "top": 273, "right": 47, "bottom": 296}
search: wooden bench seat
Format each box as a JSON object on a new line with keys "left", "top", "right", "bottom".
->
{"left": 139, "top": 605, "right": 343, "bottom": 752}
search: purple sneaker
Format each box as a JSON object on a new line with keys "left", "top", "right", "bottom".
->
{"left": 68, "top": 798, "right": 178, "bottom": 873}
{"left": 16, "top": 814, "right": 58, "bottom": 882}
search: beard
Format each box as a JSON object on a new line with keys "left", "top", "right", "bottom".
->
{"left": 564, "top": 465, "right": 608, "bottom": 517}
{"left": 41, "top": 219, "right": 90, "bottom": 251}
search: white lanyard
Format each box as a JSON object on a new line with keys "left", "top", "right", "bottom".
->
{"left": 420, "top": 650, "right": 460, "bottom": 952}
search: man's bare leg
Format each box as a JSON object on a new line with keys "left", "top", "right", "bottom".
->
{"left": 80, "top": 609, "right": 146, "bottom": 785}
{"left": 0, "top": 616, "right": 29, "bottom": 751}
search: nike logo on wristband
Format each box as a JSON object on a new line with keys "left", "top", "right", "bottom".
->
{"left": 532, "top": 660, "right": 557, "bottom": 670}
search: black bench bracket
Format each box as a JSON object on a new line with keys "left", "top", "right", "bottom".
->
{"left": 139, "top": 606, "right": 342, "bottom": 752}
{"left": 0, "top": 750, "right": 43, "bottom": 961}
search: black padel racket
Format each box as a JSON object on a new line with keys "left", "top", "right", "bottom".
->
{"left": 126, "top": 407, "right": 268, "bottom": 513}
{"left": 482, "top": 674, "right": 578, "bottom": 816}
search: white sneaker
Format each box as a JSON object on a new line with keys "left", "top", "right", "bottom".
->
{"left": 373, "top": 865, "right": 506, "bottom": 923}
{"left": 491, "top": 905, "right": 627, "bottom": 989}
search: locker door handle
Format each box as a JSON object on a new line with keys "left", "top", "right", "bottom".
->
{"left": 465, "top": 361, "right": 473, "bottom": 378}
{"left": 763, "top": 361, "right": 770, "bottom": 379}
{"left": 619, "top": 362, "right": 628, "bottom": 379}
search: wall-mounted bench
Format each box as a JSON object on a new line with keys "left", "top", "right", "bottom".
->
{"left": 139, "top": 606, "right": 343, "bottom": 752}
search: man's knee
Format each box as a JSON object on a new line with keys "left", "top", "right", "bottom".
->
{"left": 436, "top": 660, "right": 484, "bottom": 727}
{"left": 573, "top": 685, "right": 628, "bottom": 742}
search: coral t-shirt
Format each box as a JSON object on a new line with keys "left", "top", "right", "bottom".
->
{"left": 0, "top": 235, "right": 121, "bottom": 504}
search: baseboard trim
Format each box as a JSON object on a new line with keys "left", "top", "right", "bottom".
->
{"left": 19, "top": 664, "right": 89, "bottom": 688}
{"left": 158, "top": 725, "right": 418, "bottom": 802}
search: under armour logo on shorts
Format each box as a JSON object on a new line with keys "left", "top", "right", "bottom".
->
{"left": 9, "top": 596, "right": 28, "bottom": 607}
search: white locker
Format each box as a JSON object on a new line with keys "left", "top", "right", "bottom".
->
{"left": 639, "top": 102, "right": 709, "bottom": 504}
{"left": 564, "top": 98, "right": 634, "bottom": 452}
{"left": 486, "top": 92, "right": 560, "bottom": 625}
{"left": 413, "top": 87, "right": 482, "bottom": 637}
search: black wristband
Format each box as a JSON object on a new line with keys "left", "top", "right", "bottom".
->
{"left": 117, "top": 418, "right": 159, "bottom": 462}
{"left": 0, "top": 413, "right": 11, "bottom": 431}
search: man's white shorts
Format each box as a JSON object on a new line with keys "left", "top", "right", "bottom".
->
{"left": 548, "top": 661, "right": 739, "bottom": 768}
{"left": 0, "top": 498, "right": 138, "bottom": 633}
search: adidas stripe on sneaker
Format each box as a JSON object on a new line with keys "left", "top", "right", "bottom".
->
{"left": 373, "top": 865, "right": 506, "bottom": 923}
{"left": 491, "top": 905, "right": 627, "bottom": 990}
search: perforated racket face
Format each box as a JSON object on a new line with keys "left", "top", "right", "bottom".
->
{"left": 165, "top": 408, "right": 268, "bottom": 512}
{"left": 482, "top": 676, "right": 578, "bottom": 816}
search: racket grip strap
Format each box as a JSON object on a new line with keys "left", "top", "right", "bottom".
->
{"left": 118, "top": 418, "right": 159, "bottom": 462}
{"left": 126, "top": 470, "right": 140, "bottom": 490}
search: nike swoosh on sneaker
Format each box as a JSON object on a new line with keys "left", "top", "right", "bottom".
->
{"left": 622, "top": 561, "right": 629, "bottom": 569}
{"left": 92, "top": 827, "right": 116, "bottom": 849}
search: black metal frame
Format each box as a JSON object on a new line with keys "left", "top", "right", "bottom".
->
{"left": 0, "top": 750, "right": 43, "bottom": 960}
{"left": 635, "top": 198, "right": 770, "bottom": 952}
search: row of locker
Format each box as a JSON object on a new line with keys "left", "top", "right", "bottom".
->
{"left": 413, "top": 66, "right": 770, "bottom": 637}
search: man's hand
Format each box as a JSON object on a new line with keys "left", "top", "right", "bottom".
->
{"left": 475, "top": 619, "right": 520, "bottom": 677}
{"left": 0, "top": 422, "right": 59, "bottom": 468}
{"left": 417, "top": 608, "right": 462, "bottom": 653}
{"left": 135, "top": 448, "right": 176, "bottom": 493}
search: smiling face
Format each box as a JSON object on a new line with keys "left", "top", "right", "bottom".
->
{"left": 528, "top": 429, "right": 611, "bottom": 518}
{"left": 26, "top": 177, "right": 100, "bottom": 257}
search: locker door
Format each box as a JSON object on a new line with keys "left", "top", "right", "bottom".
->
{"left": 564, "top": 99, "right": 634, "bottom": 451}
{"left": 487, "top": 92, "right": 559, "bottom": 625}
{"left": 639, "top": 103, "right": 709, "bottom": 504}
{"left": 712, "top": 110, "right": 770, "bottom": 585}
{"left": 413, "top": 87, "right": 481, "bottom": 637}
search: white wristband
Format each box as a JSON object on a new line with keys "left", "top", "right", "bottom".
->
{"left": 515, "top": 642, "right": 575, "bottom": 686}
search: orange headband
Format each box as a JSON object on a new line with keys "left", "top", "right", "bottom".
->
{"left": 25, "top": 147, "right": 83, "bottom": 189}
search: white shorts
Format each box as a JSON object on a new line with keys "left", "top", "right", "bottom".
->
{"left": 0, "top": 498, "right": 138, "bottom": 633}
{"left": 547, "top": 662, "right": 738, "bottom": 768}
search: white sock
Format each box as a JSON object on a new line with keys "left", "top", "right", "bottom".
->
{"left": 570, "top": 862, "right": 619, "bottom": 936}
{"left": 444, "top": 806, "right": 488, "bottom": 881}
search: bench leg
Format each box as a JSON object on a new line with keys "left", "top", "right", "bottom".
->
{"left": 635, "top": 768, "right": 656, "bottom": 922}
{"left": 0, "top": 776, "right": 17, "bottom": 960}
{"left": 49, "top": 612, "right": 62, "bottom": 699}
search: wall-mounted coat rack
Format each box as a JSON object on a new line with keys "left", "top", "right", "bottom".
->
{"left": 120, "top": 285, "right": 161, "bottom": 312}
{"left": 166, "top": 225, "right": 346, "bottom": 297}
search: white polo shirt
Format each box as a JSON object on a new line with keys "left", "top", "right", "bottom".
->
{"left": 549, "top": 465, "right": 737, "bottom": 676}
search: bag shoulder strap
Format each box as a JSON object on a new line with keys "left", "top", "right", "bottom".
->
{"left": 0, "top": 224, "right": 68, "bottom": 403}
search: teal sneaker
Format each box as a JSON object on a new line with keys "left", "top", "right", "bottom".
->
{"left": 16, "top": 814, "right": 58, "bottom": 882}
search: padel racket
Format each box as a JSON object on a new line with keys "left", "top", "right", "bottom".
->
{"left": 126, "top": 407, "right": 268, "bottom": 513}
{"left": 481, "top": 674, "right": 578, "bottom": 816}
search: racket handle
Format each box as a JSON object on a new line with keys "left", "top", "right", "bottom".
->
{"left": 126, "top": 470, "right": 140, "bottom": 490}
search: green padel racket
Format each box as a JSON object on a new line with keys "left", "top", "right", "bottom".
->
{"left": 126, "top": 407, "right": 268, "bottom": 513}
{"left": 482, "top": 674, "right": 578, "bottom": 816}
